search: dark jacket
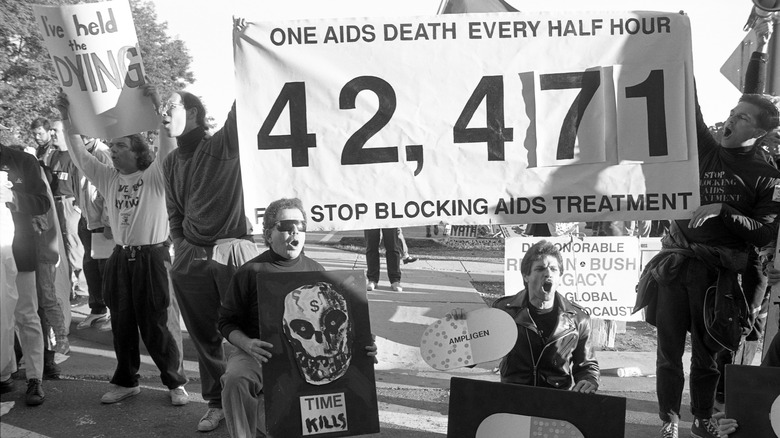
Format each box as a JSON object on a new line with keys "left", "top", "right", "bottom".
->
{"left": 492, "top": 290, "right": 600, "bottom": 390}
{"left": 1, "top": 145, "right": 50, "bottom": 271}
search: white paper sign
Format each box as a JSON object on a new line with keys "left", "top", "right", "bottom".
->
{"left": 33, "top": 0, "right": 158, "bottom": 138}
{"left": 505, "top": 236, "right": 642, "bottom": 321}
{"left": 235, "top": 11, "right": 699, "bottom": 231}
{"left": 299, "top": 392, "right": 348, "bottom": 436}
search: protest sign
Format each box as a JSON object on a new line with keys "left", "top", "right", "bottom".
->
{"left": 235, "top": 11, "right": 699, "bottom": 231}
{"left": 258, "top": 270, "right": 379, "bottom": 437}
{"left": 505, "top": 236, "right": 642, "bottom": 321}
{"left": 447, "top": 377, "right": 626, "bottom": 437}
{"left": 420, "top": 308, "right": 517, "bottom": 370}
{"left": 33, "top": 0, "right": 157, "bottom": 138}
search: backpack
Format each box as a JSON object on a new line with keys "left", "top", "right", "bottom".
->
{"left": 703, "top": 273, "right": 750, "bottom": 352}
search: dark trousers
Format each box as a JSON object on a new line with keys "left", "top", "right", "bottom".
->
{"left": 762, "top": 331, "right": 780, "bottom": 367}
{"left": 655, "top": 258, "right": 722, "bottom": 422}
{"left": 364, "top": 228, "right": 401, "bottom": 284}
{"left": 78, "top": 219, "right": 107, "bottom": 315}
{"left": 169, "top": 238, "right": 259, "bottom": 409}
{"left": 103, "top": 244, "right": 186, "bottom": 389}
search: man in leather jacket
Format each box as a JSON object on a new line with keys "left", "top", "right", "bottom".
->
{"left": 491, "top": 240, "right": 599, "bottom": 392}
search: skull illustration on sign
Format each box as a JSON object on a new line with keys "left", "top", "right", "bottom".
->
{"left": 282, "top": 282, "right": 352, "bottom": 385}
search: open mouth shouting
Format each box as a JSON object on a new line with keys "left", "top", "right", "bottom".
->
{"left": 723, "top": 125, "right": 733, "bottom": 139}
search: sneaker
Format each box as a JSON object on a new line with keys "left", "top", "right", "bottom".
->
{"left": 170, "top": 386, "right": 189, "bottom": 406}
{"left": 77, "top": 313, "right": 109, "bottom": 330}
{"left": 391, "top": 282, "right": 403, "bottom": 292}
{"left": 691, "top": 416, "right": 719, "bottom": 438}
{"left": 54, "top": 335, "right": 70, "bottom": 355}
{"left": 25, "top": 379, "right": 45, "bottom": 406}
{"left": 198, "top": 408, "right": 225, "bottom": 432}
{"left": 101, "top": 385, "right": 140, "bottom": 404}
{"left": 660, "top": 413, "right": 678, "bottom": 438}
{"left": 70, "top": 294, "right": 89, "bottom": 307}
{"left": 0, "top": 377, "right": 14, "bottom": 394}
{"left": 96, "top": 315, "right": 112, "bottom": 332}
{"left": 366, "top": 282, "right": 376, "bottom": 292}
{"left": 403, "top": 256, "right": 418, "bottom": 264}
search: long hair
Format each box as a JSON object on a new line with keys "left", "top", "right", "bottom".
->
{"left": 176, "top": 91, "right": 208, "bottom": 129}
{"left": 127, "top": 134, "right": 153, "bottom": 170}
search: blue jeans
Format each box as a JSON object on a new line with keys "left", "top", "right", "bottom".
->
{"left": 655, "top": 257, "right": 722, "bottom": 422}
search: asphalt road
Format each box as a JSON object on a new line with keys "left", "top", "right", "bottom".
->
{"left": 1, "top": 231, "right": 690, "bottom": 438}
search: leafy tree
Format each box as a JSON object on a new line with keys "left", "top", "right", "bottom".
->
{"left": 0, "top": 0, "right": 194, "bottom": 145}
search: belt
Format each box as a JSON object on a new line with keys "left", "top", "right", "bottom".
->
{"left": 54, "top": 195, "right": 75, "bottom": 201}
{"left": 115, "top": 243, "right": 166, "bottom": 261}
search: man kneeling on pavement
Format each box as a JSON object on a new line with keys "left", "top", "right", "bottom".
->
{"left": 218, "top": 197, "right": 377, "bottom": 438}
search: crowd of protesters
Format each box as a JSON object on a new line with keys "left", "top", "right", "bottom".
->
{"left": 3, "top": 13, "right": 780, "bottom": 438}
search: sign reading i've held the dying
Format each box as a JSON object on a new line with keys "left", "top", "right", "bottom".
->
{"left": 33, "top": 0, "right": 158, "bottom": 139}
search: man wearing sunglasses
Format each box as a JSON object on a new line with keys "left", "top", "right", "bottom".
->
{"left": 218, "top": 197, "right": 377, "bottom": 437}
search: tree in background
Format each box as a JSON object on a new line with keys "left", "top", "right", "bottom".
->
{"left": 0, "top": 0, "right": 194, "bottom": 145}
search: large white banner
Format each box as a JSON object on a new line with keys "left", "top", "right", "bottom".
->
{"left": 505, "top": 236, "right": 642, "bottom": 321}
{"left": 33, "top": 0, "right": 158, "bottom": 138}
{"left": 235, "top": 11, "right": 699, "bottom": 231}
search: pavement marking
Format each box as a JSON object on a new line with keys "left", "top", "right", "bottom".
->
{"left": 318, "top": 232, "right": 337, "bottom": 242}
{"left": 378, "top": 401, "right": 448, "bottom": 434}
{"left": 387, "top": 305, "right": 440, "bottom": 325}
{"left": 69, "top": 345, "right": 200, "bottom": 374}
{"left": 0, "top": 423, "right": 50, "bottom": 438}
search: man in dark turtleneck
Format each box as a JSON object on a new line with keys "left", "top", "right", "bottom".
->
{"left": 635, "top": 77, "right": 780, "bottom": 438}
{"left": 217, "top": 197, "right": 322, "bottom": 437}
{"left": 217, "top": 197, "right": 377, "bottom": 437}
{"left": 160, "top": 89, "right": 259, "bottom": 432}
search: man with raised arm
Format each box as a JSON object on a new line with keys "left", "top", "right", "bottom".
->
{"left": 56, "top": 89, "right": 189, "bottom": 407}
{"left": 634, "top": 18, "right": 780, "bottom": 438}
{"left": 158, "top": 18, "right": 260, "bottom": 432}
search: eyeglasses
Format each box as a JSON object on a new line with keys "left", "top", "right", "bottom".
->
{"left": 160, "top": 101, "right": 184, "bottom": 113}
{"left": 274, "top": 220, "right": 306, "bottom": 233}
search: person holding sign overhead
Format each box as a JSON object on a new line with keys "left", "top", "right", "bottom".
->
{"left": 634, "top": 20, "right": 780, "bottom": 438}
{"left": 158, "top": 17, "right": 261, "bottom": 433}
{"left": 55, "top": 88, "right": 189, "bottom": 407}
{"left": 452, "top": 240, "right": 599, "bottom": 393}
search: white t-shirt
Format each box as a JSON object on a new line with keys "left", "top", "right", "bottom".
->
{"left": 79, "top": 156, "right": 169, "bottom": 246}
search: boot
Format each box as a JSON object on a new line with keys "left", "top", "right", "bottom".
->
{"left": 43, "top": 350, "right": 61, "bottom": 380}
